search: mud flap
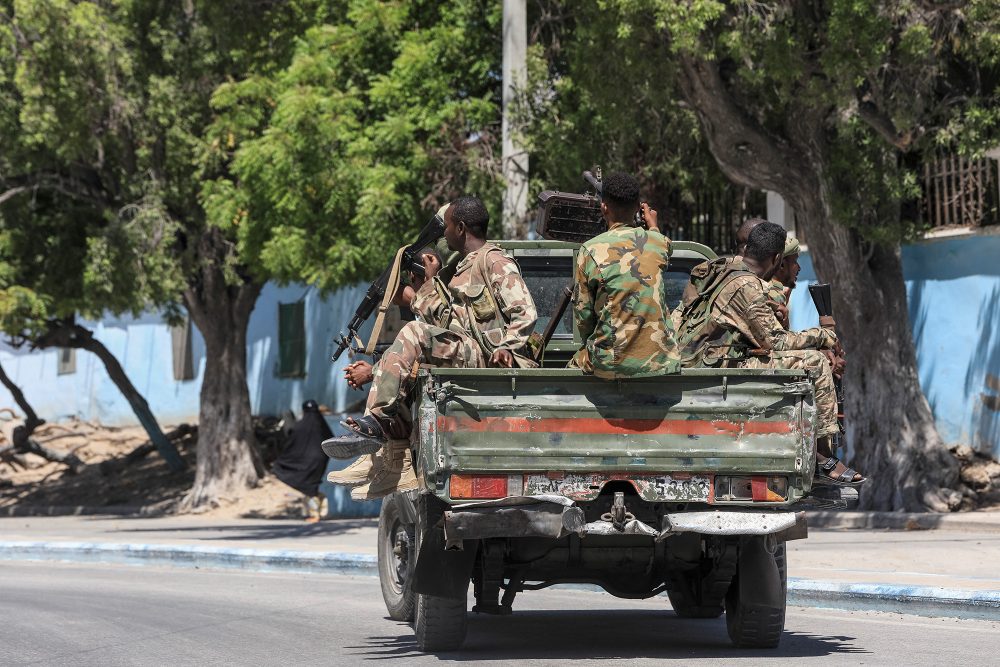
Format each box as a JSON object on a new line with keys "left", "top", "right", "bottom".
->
{"left": 411, "top": 495, "right": 477, "bottom": 601}
{"left": 737, "top": 536, "right": 783, "bottom": 608}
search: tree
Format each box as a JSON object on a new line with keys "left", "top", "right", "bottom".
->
{"left": 1, "top": 0, "right": 505, "bottom": 507}
{"left": 598, "top": 0, "right": 1000, "bottom": 510}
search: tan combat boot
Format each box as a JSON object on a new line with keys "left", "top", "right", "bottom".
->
{"left": 351, "top": 439, "right": 419, "bottom": 501}
{"left": 326, "top": 454, "right": 376, "bottom": 487}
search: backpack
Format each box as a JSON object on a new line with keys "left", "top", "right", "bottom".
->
{"left": 675, "top": 257, "right": 754, "bottom": 367}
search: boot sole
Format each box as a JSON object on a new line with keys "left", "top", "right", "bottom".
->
{"left": 325, "top": 475, "right": 372, "bottom": 488}
{"left": 351, "top": 479, "right": 420, "bottom": 502}
{"left": 321, "top": 437, "right": 384, "bottom": 460}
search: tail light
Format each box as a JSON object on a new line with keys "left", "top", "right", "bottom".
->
{"left": 450, "top": 474, "right": 520, "bottom": 500}
{"left": 714, "top": 476, "right": 787, "bottom": 502}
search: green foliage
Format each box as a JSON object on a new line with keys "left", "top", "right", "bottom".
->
{"left": 598, "top": 0, "right": 1000, "bottom": 243}
{"left": 202, "top": 0, "right": 503, "bottom": 291}
{"left": 1, "top": 0, "right": 502, "bottom": 345}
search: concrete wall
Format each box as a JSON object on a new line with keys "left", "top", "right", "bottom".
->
{"left": 788, "top": 231, "right": 1000, "bottom": 458}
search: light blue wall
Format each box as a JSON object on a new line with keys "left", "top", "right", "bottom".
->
{"left": 788, "top": 232, "right": 1000, "bottom": 458}
{"left": 0, "top": 281, "right": 377, "bottom": 517}
{"left": 0, "top": 282, "right": 371, "bottom": 425}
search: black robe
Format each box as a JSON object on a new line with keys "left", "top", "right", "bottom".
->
{"left": 271, "top": 409, "right": 332, "bottom": 497}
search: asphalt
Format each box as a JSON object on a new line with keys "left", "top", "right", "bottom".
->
{"left": 3, "top": 561, "right": 998, "bottom": 666}
{"left": 1, "top": 512, "right": 999, "bottom": 620}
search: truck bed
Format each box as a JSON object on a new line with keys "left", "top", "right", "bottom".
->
{"left": 415, "top": 367, "right": 816, "bottom": 507}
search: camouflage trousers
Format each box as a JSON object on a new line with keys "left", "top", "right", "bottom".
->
{"left": 741, "top": 349, "right": 838, "bottom": 437}
{"left": 366, "top": 320, "right": 485, "bottom": 437}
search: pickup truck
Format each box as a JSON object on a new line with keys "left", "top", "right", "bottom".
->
{"left": 373, "top": 239, "right": 848, "bottom": 652}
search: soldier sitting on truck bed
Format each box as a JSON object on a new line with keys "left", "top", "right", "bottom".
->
{"left": 675, "top": 221, "right": 865, "bottom": 487}
{"left": 323, "top": 196, "right": 539, "bottom": 500}
{"left": 569, "top": 171, "right": 681, "bottom": 377}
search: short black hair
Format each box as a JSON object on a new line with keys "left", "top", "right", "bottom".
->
{"left": 602, "top": 171, "right": 640, "bottom": 220}
{"left": 744, "top": 222, "right": 787, "bottom": 261}
{"left": 451, "top": 196, "right": 489, "bottom": 239}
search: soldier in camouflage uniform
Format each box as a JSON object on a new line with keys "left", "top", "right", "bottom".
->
{"left": 325, "top": 196, "right": 538, "bottom": 499}
{"left": 676, "top": 222, "right": 864, "bottom": 486}
{"left": 765, "top": 235, "right": 799, "bottom": 329}
{"left": 570, "top": 171, "right": 680, "bottom": 377}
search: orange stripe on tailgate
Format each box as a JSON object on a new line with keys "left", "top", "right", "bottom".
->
{"left": 436, "top": 416, "right": 792, "bottom": 435}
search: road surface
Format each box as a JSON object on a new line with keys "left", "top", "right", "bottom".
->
{"left": 1, "top": 561, "right": 996, "bottom": 665}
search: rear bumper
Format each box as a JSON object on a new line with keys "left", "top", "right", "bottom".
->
{"left": 442, "top": 495, "right": 808, "bottom": 544}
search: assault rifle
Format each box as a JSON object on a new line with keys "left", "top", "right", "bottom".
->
{"left": 330, "top": 213, "right": 447, "bottom": 362}
{"left": 808, "top": 283, "right": 846, "bottom": 452}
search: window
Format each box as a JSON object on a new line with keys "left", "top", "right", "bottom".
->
{"left": 278, "top": 301, "right": 306, "bottom": 377}
{"left": 170, "top": 318, "right": 195, "bottom": 381}
{"left": 57, "top": 347, "right": 76, "bottom": 375}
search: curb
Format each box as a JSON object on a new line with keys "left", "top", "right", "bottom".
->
{"left": 2, "top": 540, "right": 998, "bottom": 621}
{"left": 0, "top": 541, "right": 377, "bottom": 575}
{"left": 805, "top": 510, "right": 1000, "bottom": 532}
{"left": 787, "top": 579, "right": 1000, "bottom": 621}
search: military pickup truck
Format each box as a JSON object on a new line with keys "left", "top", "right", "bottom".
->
{"left": 374, "top": 238, "right": 847, "bottom": 652}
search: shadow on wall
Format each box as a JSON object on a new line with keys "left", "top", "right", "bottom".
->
{"left": 967, "top": 283, "right": 1000, "bottom": 455}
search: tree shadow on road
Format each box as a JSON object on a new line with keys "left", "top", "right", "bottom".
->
{"left": 348, "top": 609, "right": 869, "bottom": 661}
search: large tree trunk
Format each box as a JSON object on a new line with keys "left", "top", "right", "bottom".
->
{"left": 34, "top": 321, "right": 186, "bottom": 472}
{"left": 677, "top": 55, "right": 960, "bottom": 511}
{"left": 180, "top": 228, "right": 263, "bottom": 509}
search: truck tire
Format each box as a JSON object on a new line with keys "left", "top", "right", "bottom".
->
{"left": 725, "top": 540, "right": 786, "bottom": 648}
{"left": 378, "top": 494, "right": 416, "bottom": 622}
{"left": 414, "top": 590, "right": 468, "bottom": 652}
{"left": 412, "top": 495, "right": 468, "bottom": 652}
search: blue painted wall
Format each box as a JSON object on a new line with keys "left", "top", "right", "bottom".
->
{"left": 788, "top": 231, "right": 1000, "bottom": 458}
{"left": 0, "top": 281, "right": 378, "bottom": 517}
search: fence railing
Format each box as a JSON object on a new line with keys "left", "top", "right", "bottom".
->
{"left": 923, "top": 153, "right": 1000, "bottom": 229}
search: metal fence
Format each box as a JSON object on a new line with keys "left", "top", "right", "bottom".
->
{"left": 922, "top": 153, "right": 1000, "bottom": 229}
{"left": 664, "top": 188, "right": 768, "bottom": 255}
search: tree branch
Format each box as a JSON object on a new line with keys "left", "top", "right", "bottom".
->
{"left": 675, "top": 54, "right": 817, "bottom": 196}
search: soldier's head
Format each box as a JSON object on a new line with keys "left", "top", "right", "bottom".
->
{"left": 735, "top": 217, "right": 767, "bottom": 256}
{"left": 743, "top": 221, "right": 786, "bottom": 280}
{"left": 600, "top": 172, "right": 640, "bottom": 225}
{"left": 774, "top": 236, "right": 801, "bottom": 289}
{"left": 444, "top": 195, "right": 489, "bottom": 253}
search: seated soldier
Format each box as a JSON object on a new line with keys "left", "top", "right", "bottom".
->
{"left": 570, "top": 171, "right": 680, "bottom": 377}
{"left": 675, "top": 221, "right": 864, "bottom": 487}
{"left": 765, "top": 235, "right": 799, "bottom": 329}
{"left": 323, "top": 196, "right": 538, "bottom": 499}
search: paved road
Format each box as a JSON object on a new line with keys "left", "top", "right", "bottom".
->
{"left": 2, "top": 562, "right": 997, "bottom": 666}
{"left": 5, "top": 515, "right": 999, "bottom": 592}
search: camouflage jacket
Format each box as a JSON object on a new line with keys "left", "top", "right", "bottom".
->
{"left": 411, "top": 243, "right": 538, "bottom": 366}
{"left": 676, "top": 257, "right": 837, "bottom": 367}
{"left": 767, "top": 279, "right": 787, "bottom": 306}
{"left": 570, "top": 223, "right": 680, "bottom": 378}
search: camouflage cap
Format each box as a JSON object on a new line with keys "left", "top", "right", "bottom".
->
{"left": 783, "top": 236, "right": 800, "bottom": 258}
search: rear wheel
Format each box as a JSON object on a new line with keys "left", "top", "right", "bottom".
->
{"left": 414, "top": 590, "right": 468, "bottom": 652}
{"left": 412, "top": 496, "right": 468, "bottom": 652}
{"left": 378, "top": 494, "right": 416, "bottom": 621}
{"left": 725, "top": 540, "right": 786, "bottom": 648}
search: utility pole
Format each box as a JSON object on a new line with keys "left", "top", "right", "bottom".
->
{"left": 502, "top": 0, "right": 528, "bottom": 239}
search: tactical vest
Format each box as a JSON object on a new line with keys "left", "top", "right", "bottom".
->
{"left": 676, "top": 257, "right": 754, "bottom": 367}
{"left": 436, "top": 243, "right": 538, "bottom": 367}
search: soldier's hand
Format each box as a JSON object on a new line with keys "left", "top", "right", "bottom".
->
{"left": 766, "top": 300, "right": 789, "bottom": 329}
{"left": 490, "top": 348, "right": 514, "bottom": 368}
{"left": 819, "top": 315, "right": 836, "bottom": 329}
{"left": 343, "top": 361, "right": 374, "bottom": 390}
{"left": 422, "top": 252, "right": 441, "bottom": 280}
{"left": 640, "top": 202, "right": 659, "bottom": 231}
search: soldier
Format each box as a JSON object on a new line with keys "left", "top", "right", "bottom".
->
{"left": 675, "top": 221, "right": 864, "bottom": 486}
{"left": 324, "top": 196, "right": 538, "bottom": 499}
{"left": 570, "top": 171, "right": 680, "bottom": 377}
{"left": 765, "top": 235, "right": 799, "bottom": 329}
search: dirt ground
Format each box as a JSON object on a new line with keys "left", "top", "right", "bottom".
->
{"left": 0, "top": 420, "right": 306, "bottom": 520}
